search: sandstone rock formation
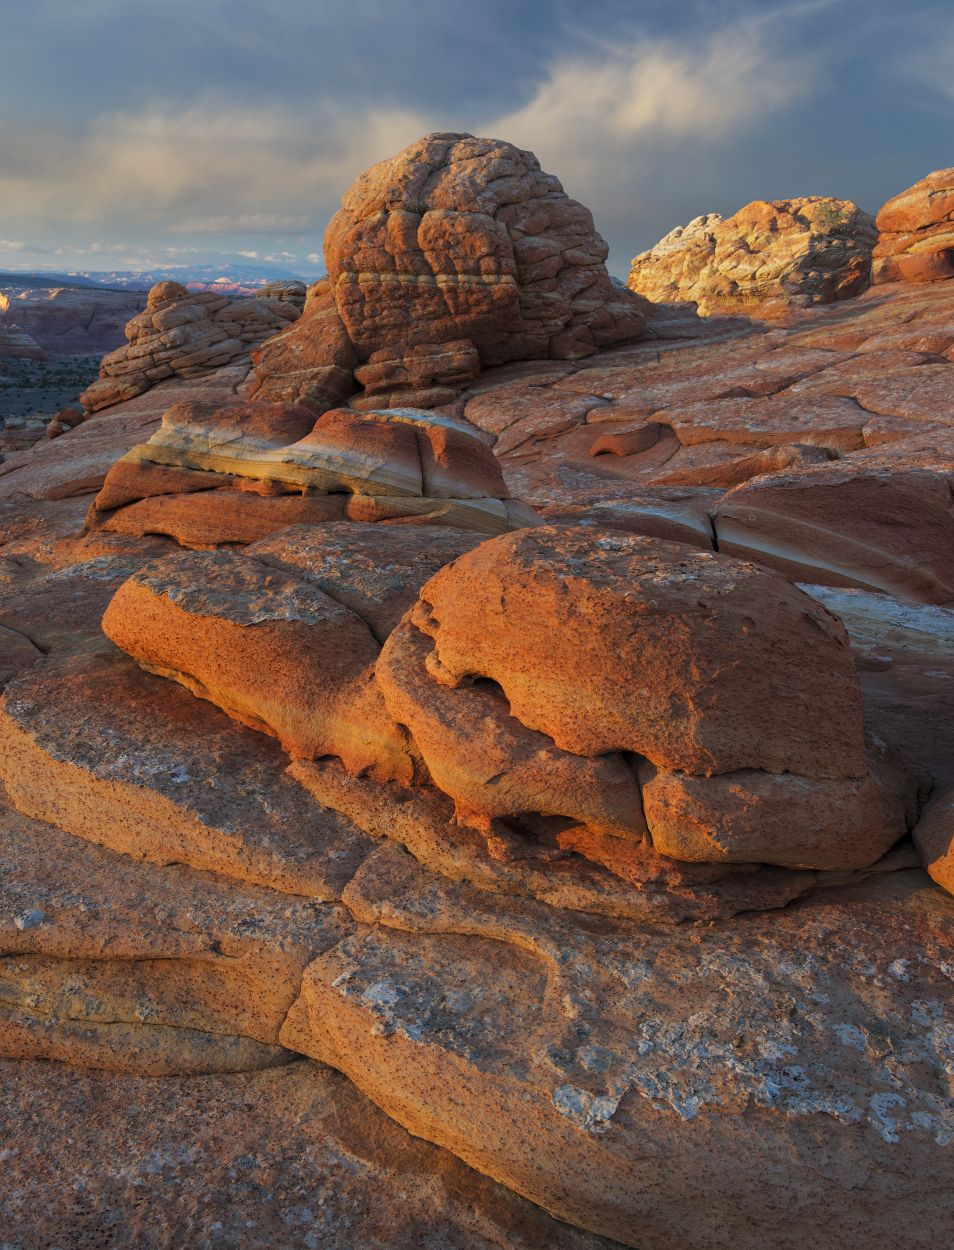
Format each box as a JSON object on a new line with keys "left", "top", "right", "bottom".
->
{"left": 872, "top": 167, "right": 954, "bottom": 284}
{"left": 256, "top": 278, "right": 307, "bottom": 312}
{"left": 0, "top": 1058, "right": 613, "bottom": 1250}
{"left": 245, "top": 132, "right": 648, "bottom": 412}
{"left": 88, "top": 398, "right": 537, "bottom": 544}
{"left": 80, "top": 280, "right": 299, "bottom": 413}
{"left": 3, "top": 159, "right": 954, "bottom": 1250}
{"left": 0, "top": 285, "right": 147, "bottom": 355}
{"left": 628, "top": 198, "right": 877, "bottom": 316}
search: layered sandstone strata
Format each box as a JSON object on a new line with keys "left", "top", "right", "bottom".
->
{"left": 89, "top": 398, "right": 537, "bottom": 543}
{"left": 80, "top": 280, "right": 300, "bottom": 413}
{"left": 0, "top": 286, "right": 147, "bottom": 355}
{"left": 628, "top": 198, "right": 877, "bottom": 316}
{"left": 872, "top": 167, "right": 954, "bottom": 284}
{"left": 0, "top": 322, "right": 46, "bottom": 360}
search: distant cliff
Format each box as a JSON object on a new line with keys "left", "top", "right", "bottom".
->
{"left": 0, "top": 286, "right": 147, "bottom": 355}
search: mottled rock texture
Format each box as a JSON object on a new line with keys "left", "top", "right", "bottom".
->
{"left": 80, "top": 280, "right": 299, "bottom": 413}
{"left": 0, "top": 1059, "right": 617, "bottom": 1250}
{"left": 873, "top": 167, "right": 954, "bottom": 284}
{"left": 629, "top": 199, "right": 877, "bottom": 316}
{"left": 246, "top": 132, "right": 648, "bottom": 412}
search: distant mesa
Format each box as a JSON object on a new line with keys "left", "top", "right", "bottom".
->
{"left": 0, "top": 285, "right": 147, "bottom": 356}
{"left": 872, "top": 166, "right": 954, "bottom": 285}
{"left": 628, "top": 197, "right": 877, "bottom": 317}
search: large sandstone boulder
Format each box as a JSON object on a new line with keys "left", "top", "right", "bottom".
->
{"left": 375, "top": 527, "right": 917, "bottom": 873}
{"left": 628, "top": 198, "right": 877, "bottom": 316}
{"left": 80, "top": 281, "right": 299, "bottom": 413}
{"left": 103, "top": 521, "right": 918, "bottom": 885}
{"left": 246, "top": 132, "right": 648, "bottom": 412}
{"left": 872, "top": 167, "right": 954, "bottom": 284}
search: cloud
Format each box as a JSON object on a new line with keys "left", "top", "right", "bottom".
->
{"left": 487, "top": 22, "right": 815, "bottom": 195}
{"left": 0, "top": 12, "right": 820, "bottom": 271}
{"left": 902, "top": 21, "right": 954, "bottom": 102}
{"left": 168, "top": 212, "right": 312, "bottom": 234}
{"left": 0, "top": 240, "right": 26, "bottom": 251}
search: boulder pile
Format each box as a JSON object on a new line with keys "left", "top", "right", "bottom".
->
{"left": 80, "top": 280, "right": 300, "bottom": 413}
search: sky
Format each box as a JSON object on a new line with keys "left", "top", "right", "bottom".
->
{"left": 0, "top": 0, "right": 952, "bottom": 278}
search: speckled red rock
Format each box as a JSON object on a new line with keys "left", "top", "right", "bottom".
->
{"left": 411, "top": 526, "right": 867, "bottom": 778}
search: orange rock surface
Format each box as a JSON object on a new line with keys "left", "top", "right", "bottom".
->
{"left": 2, "top": 149, "right": 954, "bottom": 1250}
{"left": 872, "top": 167, "right": 954, "bottom": 284}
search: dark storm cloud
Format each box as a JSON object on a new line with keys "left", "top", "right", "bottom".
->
{"left": 0, "top": 0, "right": 951, "bottom": 275}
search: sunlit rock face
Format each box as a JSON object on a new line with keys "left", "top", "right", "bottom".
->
{"left": 246, "top": 132, "right": 649, "bottom": 412}
{"left": 872, "top": 167, "right": 954, "bottom": 284}
{"left": 89, "top": 399, "right": 537, "bottom": 545}
{"left": 80, "top": 280, "right": 299, "bottom": 413}
{"left": 628, "top": 198, "right": 877, "bottom": 317}
{"left": 4, "top": 153, "right": 954, "bottom": 1250}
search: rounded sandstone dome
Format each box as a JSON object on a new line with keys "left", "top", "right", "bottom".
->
{"left": 410, "top": 525, "right": 866, "bottom": 777}
{"left": 146, "top": 280, "right": 189, "bottom": 307}
{"left": 322, "top": 131, "right": 647, "bottom": 364}
{"left": 380, "top": 526, "right": 915, "bottom": 870}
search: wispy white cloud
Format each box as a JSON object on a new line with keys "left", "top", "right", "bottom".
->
{"left": 0, "top": 240, "right": 26, "bottom": 252}
{"left": 0, "top": 14, "right": 822, "bottom": 270}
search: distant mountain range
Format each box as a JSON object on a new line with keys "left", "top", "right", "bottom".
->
{"left": 1, "top": 260, "right": 322, "bottom": 295}
{"left": 0, "top": 271, "right": 107, "bottom": 291}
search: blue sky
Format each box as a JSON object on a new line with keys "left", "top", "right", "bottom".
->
{"left": 0, "top": 0, "right": 952, "bottom": 276}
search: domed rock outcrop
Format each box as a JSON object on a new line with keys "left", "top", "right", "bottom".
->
{"left": 80, "top": 280, "right": 301, "bottom": 414}
{"left": 246, "top": 132, "right": 649, "bottom": 412}
{"left": 102, "top": 524, "right": 918, "bottom": 890}
{"left": 628, "top": 198, "right": 877, "bottom": 316}
{"left": 375, "top": 527, "right": 917, "bottom": 874}
{"left": 872, "top": 167, "right": 954, "bottom": 284}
